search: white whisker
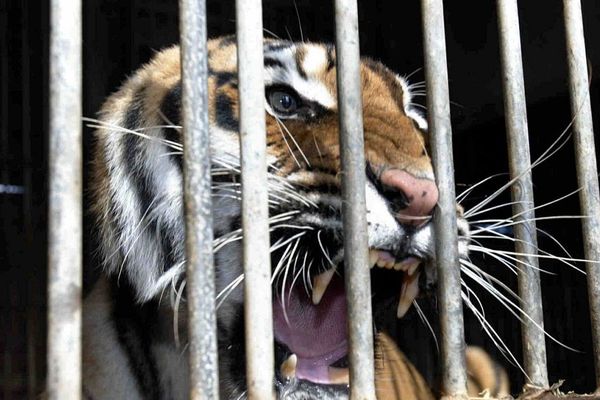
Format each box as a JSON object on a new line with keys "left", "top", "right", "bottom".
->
{"left": 413, "top": 300, "right": 439, "bottom": 353}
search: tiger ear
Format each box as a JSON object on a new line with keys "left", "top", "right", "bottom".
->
{"left": 395, "top": 75, "right": 429, "bottom": 133}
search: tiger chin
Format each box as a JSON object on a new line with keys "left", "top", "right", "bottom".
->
{"left": 83, "top": 35, "right": 503, "bottom": 400}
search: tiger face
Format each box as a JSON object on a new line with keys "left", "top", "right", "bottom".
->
{"left": 87, "top": 36, "right": 470, "bottom": 399}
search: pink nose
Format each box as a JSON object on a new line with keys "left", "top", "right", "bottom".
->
{"left": 379, "top": 169, "right": 439, "bottom": 227}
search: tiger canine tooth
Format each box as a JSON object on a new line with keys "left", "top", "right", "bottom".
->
{"left": 312, "top": 267, "right": 336, "bottom": 305}
{"left": 328, "top": 367, "right": 350, "bottom": 385}
{"left": 280, "top": 354, "right": 297, "bottom": 379}
{"left": 369, "top": 250, "right": 378, "bottom": 268}
{"left": 397, "top": 270, "right": 421, "bottom": 318}
{"left": 407, "top": 259, "right": 421, "bottom": 276}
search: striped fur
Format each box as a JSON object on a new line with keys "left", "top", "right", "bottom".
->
{"left": 83, "top": 36, "right": 506, "bottom": 399}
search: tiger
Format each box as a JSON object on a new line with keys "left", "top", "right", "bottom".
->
{"left": 82, "top": 35, "right": 509, "bottom": 399}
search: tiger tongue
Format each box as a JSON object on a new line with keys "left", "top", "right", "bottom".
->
{"left": 272, "top": 275, "right": 348, "bottom": 380}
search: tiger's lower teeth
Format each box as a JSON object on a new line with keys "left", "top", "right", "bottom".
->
{"left": 397, "top": 270, "right": 421, "bottom": 318}
{"left": 328, "top": 367, "right": 350, "bottom": 384}
{"left": 280, "top": 354, "right": 297, "bottom": 379}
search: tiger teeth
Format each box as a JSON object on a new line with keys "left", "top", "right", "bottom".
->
{"left": 369, "top": 250, "right": 421, "bottom": 275}
{"left": 407, "top": 259, "right": 420, "bottom": 276}
{"left": 369, "top": 249, "right": 378, "bottom": 268}
{"left": 312, "top": 267, "right": 336, "bottom": 305}
{"left": 397, "top": 270, "right": 421, "bottom": 319}
{"left": 328, "top": 367, "right": 350, "bottom": 385}
{"left": 280, "top": 354, "right": 297, "bottom": 380}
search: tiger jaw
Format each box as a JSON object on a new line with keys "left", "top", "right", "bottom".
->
{"left": 271, "top": 248, "right": 428, "bottom": 388}
{"left": 269, "top": 206, "right": 470, "bottom": 390}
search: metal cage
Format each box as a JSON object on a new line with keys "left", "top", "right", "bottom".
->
{"left": 23, "top": 0, "right": 600, "bottom": 398}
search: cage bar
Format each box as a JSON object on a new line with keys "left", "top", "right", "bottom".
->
{"left": 496, "top": 0, "right": 549, "bottom": 388}
{"left": 47, "top": 0, "right": 82, "bottom": 399}
{"left": 420, "top": 0, "right": 468, "bottom": 397}
{"left": 235, "top": 1, "right": 275, "bottom": 398}
{"left": 563, "top": 0, "right": 600, "bottom": 391}
{"left": 333, "top": 1, "right": 376, "bottom": 399}
{"left": 179, "top": 0, "right": 220, "bottom": 398}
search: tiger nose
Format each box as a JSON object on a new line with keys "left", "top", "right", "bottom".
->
{"left": 379, "top": 169, "right": 439, "bottom": 227}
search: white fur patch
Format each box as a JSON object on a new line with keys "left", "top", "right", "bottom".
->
{"left": 365, "top": 182, "right": 405, "bottom": 250}
{"left": 302, "top": 45, "right": 328, "bottom": 76}
{"left": 396, "top": 75, "right": 429, "bottom": 131}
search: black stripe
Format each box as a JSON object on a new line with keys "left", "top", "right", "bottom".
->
{"left": 219, "top": 34, "right": 237, "bottom": 48}
{"left": 159, "top": 81, "right": 183, "bottom": 171}
{"left": 265, "top": 41, "right": 293, "bottom": 53}
{"left": 326, "top": 44, "right": 335, "bottom": 71}
{"left": 159, "top": 223, "right": 177, "bottom": 272}
{"left": 123, "top": 92, "right": 156, "bottom": 218}
{"left": 215, "top": 92, "right": 239, "bottom": 131}
{"left": 160, "top": 81, "right": 181, "bottom": 128}
{"left": 214, "top": 71, "right": 237, "bottom": 87}
{"left": 264, "top": 57, "right": 285, "bottom": 69}
{"left": 294, "top": 48, "right": 308, "bottom": 79}
{"left": 111, "top": 278, "right": 162, "bottom": 400}
{"left": 123, "top": 88, "right": 178, "bottom": 273}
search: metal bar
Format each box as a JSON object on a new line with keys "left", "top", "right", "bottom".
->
{"left": 563, "top": 0, "right": 600, "bottom": 391}
{"left": 333, "top": 1, "right": 376, "bottom": 399}
{"left": 235, "top": 1, "right": 275, "bottom": 398}
{"left": 47, "top": 0, "right": 82, "bottom": 399}
{"left": 179, "top": 0, "right": 220, "bottom": 398}
{"left": 496, "top": 0, "right": 549, "bottom": 388}
{"left": 420, "top": 0, "right": 468, "bottom": 398}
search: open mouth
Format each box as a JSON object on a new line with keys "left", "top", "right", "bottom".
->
{"left": 271, "top": 249, "right": 424, "bottom": 387}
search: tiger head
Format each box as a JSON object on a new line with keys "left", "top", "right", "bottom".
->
{"left": 90, "top": 36, "right": 470, "bottom": 399}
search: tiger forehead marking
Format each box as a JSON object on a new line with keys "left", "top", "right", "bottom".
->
{"left": 148, "top": 37, "right": 432, "bottom": 181}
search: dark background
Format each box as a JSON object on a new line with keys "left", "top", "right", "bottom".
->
{"left": 1, "top": 0, "right": 599, "bottom": 398}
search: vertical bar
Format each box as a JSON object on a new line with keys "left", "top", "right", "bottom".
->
{"left": 496, "top": 0, "right": 549, "bottom": 388}
{"left": 333, "top": 1, "right": 376, "bottom": 399}
{"left": 563, "top": 0, "right": 600, "bottom": 391}
{"left": 47, "top": 0, "right": 82, "bottom": 399}
{"left": 235, "top": 1, "right": 275, "bottom": 398}
{"left": 420, "top": 0, "right": 468, "bottom": 398}
{"left": 179, "top": 0, "right": 220, "bottom": 398}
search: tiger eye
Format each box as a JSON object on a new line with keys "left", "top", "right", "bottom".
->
{"left": 269, "top": 90, "right": 298, "bottom": 114}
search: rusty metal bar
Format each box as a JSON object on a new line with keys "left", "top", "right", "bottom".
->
{"left": 563, "top": 0, "right": 600, "bottom": 391}
{"left": 179, "top": 0, "right": 220, "bottom": 398}
{"left": 496, "top": 0, "right": 549, "bottom": 388}
{"left": 333, "top": 0, "right": 376, "bottom": 399}
{"left": 47, "top": 0, "right": 82, "bottom": 399}
{"left": 235, "top": 1, "right": 275, "bottom": 398}
{"left": 420, "top": 0, "right": 468, "bottom": 397}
